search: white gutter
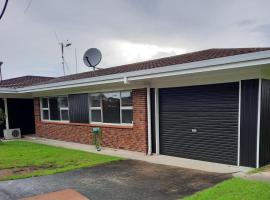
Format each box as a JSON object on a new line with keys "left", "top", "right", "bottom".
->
{"left": 256, "top": 78, "right": 262, "bottom": 168}
{"left": 237, "top": 81, "right": 241, "bottom": 166}
{"left": 2, "top": 50, "right": 270, "bottom": 94}
{"left": 155, "top": 88, "right": 160, "bottom": 155}
{"left": 147, "top": 87, "right": 152, "bottom": 155}
{"left": 4, "top": 98, "right": 9, "bottom": 130}
{"left": 0, "top": 88, "right": 17, "bottom": 93}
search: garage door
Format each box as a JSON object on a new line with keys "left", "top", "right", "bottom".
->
{"left": 159, "top": 82, "right": 239, "bottom": 165}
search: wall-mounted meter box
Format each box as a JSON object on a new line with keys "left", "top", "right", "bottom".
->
{"left": 92, "top": 127, "right": 101, "bottom": 135}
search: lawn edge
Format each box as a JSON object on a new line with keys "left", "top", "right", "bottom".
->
{"left": 0, "top": 140, "right": 124, "bottom": 181}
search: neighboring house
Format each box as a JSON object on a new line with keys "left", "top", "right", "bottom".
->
{"left": 1, "top": 48, "right": 270, "bottom": 168}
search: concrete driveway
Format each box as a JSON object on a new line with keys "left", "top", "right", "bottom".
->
{"left": 0, "top": 160, "right": 231, "bottom": 200}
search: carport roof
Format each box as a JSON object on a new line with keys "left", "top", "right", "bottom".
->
{"left": 0, "top": 75, "right": 54, "bottom": 88}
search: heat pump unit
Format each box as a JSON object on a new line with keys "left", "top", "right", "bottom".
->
{"left": 4, "top": 129, "right": 21, "bottom": 140}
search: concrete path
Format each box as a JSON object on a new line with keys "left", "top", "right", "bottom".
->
{"left": 22, "top": 136, "right": 251, "bottom": 174}
{"left": 0, "top": 160, "right": 231, "bottom": 200}
{"left": 242, "top": 172, "right": 270, "bottom": 182}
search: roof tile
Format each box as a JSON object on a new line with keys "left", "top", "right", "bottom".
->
{"left": 37, "top": 48, "right": 270, "bottom": 86}
{"left": 0, "top": 75, "right": 54, "bottom": 88}
{"left": 2, "top": 48, "right": 270, "bottom": 88}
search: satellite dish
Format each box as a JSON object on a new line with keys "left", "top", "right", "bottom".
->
{"left": 83, "top": 48, "right": 102, "bottom": 70}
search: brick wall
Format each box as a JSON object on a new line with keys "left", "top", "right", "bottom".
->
{"left": 34, "top": 88, "right": 148, "bottom": 153}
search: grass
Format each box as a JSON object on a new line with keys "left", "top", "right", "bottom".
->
{"left": 183, "top": 178, "right": 270, "bottom": 200}
{"left": 0, "top": 140, "right": 121, "bottom": 181}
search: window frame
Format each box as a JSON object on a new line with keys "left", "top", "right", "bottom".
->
{"left": 40, "top": 98, "right": 50, "bottom": 121}
{"left": 58, "top": 97, "right": 69, "bottom": 121}
{"left": 89, "top": 93, "right": 103, "bottom": 123}
{"left": 120, "top": 91, "right": 133, "bottom": 124}
{"left": 40, "top": 96, "right": 70, "bottom": 122}
{"left": 89, "top": 90, "right": 133, "bottom": 125}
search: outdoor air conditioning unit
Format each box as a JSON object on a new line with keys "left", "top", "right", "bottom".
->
{"left": 4, "top": 129, "right": 21, "bottom": 140}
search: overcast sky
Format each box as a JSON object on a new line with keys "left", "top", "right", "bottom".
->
{"left": 0, "top": 0, "right": 270, "bottom": 79}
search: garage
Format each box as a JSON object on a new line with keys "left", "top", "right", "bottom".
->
{"left": 159, "top": 82, "right": 239, "bottom": 165}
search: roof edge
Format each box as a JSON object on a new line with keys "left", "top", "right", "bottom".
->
{"left": 0, "top": 87, "right": 18, "bottom": 93}
{"left": 0, "top": 50, "right": 269, "bottom": 94}
{"left": 15, "top": 49, "right": 270, "bottom": 93}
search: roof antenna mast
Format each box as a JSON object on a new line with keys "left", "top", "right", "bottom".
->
{"left": 60, "top": 40, "right": 72, "bottom": 76}
{"left": 54, "top": 32, "right": 72, "bottom": 76}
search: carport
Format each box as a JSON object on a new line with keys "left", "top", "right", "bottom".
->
{"left": 0, "top": 75, "right": 54, "bottom": 138}
{"left": 0, "top": 96, "right": 35, "bottom": 138}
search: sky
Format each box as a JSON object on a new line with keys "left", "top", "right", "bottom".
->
{"left": 0, "top": 0, "right": 270, "bottom": 79}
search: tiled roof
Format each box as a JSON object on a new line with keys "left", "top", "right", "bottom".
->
{"left": 35, "top": 48, "right": 270, "bottom": 86}
{"left": 0, "top": 75, "right": 54, "bottom": 88}
{"left": 1, "top": 48, "right": 270, "bottom": 89}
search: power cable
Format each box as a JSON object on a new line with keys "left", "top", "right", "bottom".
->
{"left": 0, "top": 0, "right": 8, "bottom": 20}
{"left": 54, "top": 31, "right": 60, "bottom": 44}
{"left": 24, "top": 0, "right": 33, "bottom": 14}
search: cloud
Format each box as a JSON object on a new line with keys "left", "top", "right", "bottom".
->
{"left": 0, "top": 0, "right": 270, "bottom": 79}
{"left": 237, "top": 19, "right": 257, "bottom": 27}
{"left": 108, "top": 40, "right": 186, "bottom": 63}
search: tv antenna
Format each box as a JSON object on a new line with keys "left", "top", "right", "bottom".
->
{"left": 83, "top": 48, "right": 102, "bottom": 71}
{"left": 54, "top": 32, "right": 72, "bottom": 76}
{"left": 60, "top": 40, "right": 72, "bottom": 75}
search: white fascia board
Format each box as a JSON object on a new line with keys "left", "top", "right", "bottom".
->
{"left": 0, "top": 87, "right": 18, "bottom": 93}
{"left": 14, "top": 50, "right": 270, "bottom": 93}
{"left": 128, "top": 56, "right": 270, "bottom": 81}
{"left": 18, "top": 77, "right": 125, "bottom": 93}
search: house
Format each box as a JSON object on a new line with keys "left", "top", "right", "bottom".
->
{"left": 1, "top": 48, "right": 270, "bottom": 168}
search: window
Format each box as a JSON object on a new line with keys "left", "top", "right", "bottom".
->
{"left": 89, "top": 91, "right": 133, "bottom": 124}
{"left": 41, "top": 98, "right": 49, "bottom": 120}
{"left": 49, "top": 97, "right": 60, "bottom": 120}
{"left": 89, "top": 94, "right": 102, "bottom": 122}
{"left": 120, "top": 91, "right": 133, "bottom": 124}
{"left": 59, "top": 97, "right": 69, "bottom": 121}
{"left": 40, "top": 96, "right": 69, "bottom": 121}
{"left": 103, "top": 92, "right": 120, "bottom": 123}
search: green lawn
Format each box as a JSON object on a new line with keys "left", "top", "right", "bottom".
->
{"left": 183, "top": 178, "right": 270, "bottom": 200}
{"left": 0, "top": 140, "right": 121, "bottom": 181}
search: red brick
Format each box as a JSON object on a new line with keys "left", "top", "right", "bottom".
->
{"left": 34, "top": 88, "right": 148, "bottom": 153}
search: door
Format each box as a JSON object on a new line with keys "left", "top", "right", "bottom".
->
{"left": 0, "top": 99, "right": 5, "bottom": 138}
{"left": 159, "top": 82, "right": 239, "bottom": 165}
